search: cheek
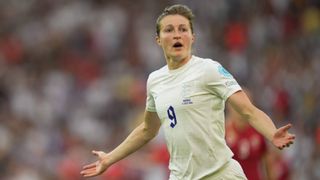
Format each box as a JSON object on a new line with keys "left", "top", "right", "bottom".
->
{"left": 184, "top": 36, "right": 194, "bottom": 45}
{"left": 161, "top": 38, "right": 171, "bottom": 48}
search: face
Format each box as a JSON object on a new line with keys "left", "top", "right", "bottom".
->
{"left": 156, "top": 15, "right": 195, "bottom": 62}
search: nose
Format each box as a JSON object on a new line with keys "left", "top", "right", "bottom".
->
{"left": 173, "top": 31, "right": 181, "bottom": 40}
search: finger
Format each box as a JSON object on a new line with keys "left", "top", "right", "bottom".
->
{"left": 285, "top": 142, "right": 291, "bottom": 147}
{"left": 279, "top": 124, "right": 292, "bottom": 132}
{"left": 81, "top": 170, "right": 98, "bottom": 177}
{"left": 278, "top": 143, "right": 287, "bottom": 150}
{"left": 83, "top": 173, "right": 98, "bottom": 178}
{"left": 286, "top": 136, "right": 293, "bottom": 141}
{"left": 279, "top": 140, "right": 294, "bottom": 149}
{"left": 81, "top": 167, "right": 96, "bottom": 174}
{"left": 288, "top": 134, "right": 295, "bottom": 139}
{"left": 82, "top": 162, "right": 96, "bottom": 170}
{"left": 286, "top": 144, "right": 290, "bottom": 147}
{"left": 92, "top": 150, "right": 105, "bottom": 159}
{"left": 83, "top": 170, "right": 101, "bottom": 178}
{"left": 81, "top": 168, "right": 97, "bottom": 175}
{"left": 92, "top": 150, "right": 100, "bottom": 156}
{"left": 287, "top": 140, "right": 294, "bottom": 146}
{"left": 284, "top": 135, "right": 295, "bottom": 144}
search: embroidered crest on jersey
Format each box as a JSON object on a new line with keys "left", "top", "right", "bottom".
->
{"left": 218, "top": 65, "right": 233, "bottom": 78}
{"left": 181, "top": 82, "right": 194, "bottom": 105}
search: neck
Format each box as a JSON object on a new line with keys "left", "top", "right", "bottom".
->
{"left": 166, "top": 54, "right": 192, "bottom": 70}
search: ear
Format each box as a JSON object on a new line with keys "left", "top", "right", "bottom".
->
{"left": 156, "top": 35, "right": 161, "bottom": 46}
{"left": 191, "top": 33, "right": 195, "bottom": 43}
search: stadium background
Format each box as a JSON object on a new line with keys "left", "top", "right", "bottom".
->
{"left": 0, "top": 0, "right": 319, "bottom": 179}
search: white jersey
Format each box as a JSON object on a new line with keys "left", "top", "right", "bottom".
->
{"left": 146, "top": 55, "right": 242, "bottom": 180}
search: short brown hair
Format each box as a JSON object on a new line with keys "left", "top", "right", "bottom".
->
{"left": 156, "top": 4, "right": 195, "bottom": 36}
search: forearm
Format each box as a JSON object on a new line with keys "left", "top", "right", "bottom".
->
{"left": 107, "top": 122, "right": 157, "bottom": 166}
{"left": 245, "top": 107, "right": 277, "bottom": 141}
{"left": 228, "top": 91, "right": 294, "bottom": 150}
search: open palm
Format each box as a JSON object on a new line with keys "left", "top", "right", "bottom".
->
{"left": 80, "top": 150, "right": 109, "bottom": 178}
{"left": 272, "top": 124, "right": 295, "bottom": 150}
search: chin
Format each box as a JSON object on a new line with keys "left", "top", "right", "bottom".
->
{"left": 171, "top": 53, "right": 186, "bottom": 61}
{"left": 172, "top": 56, "right": 185, "bottom": 62}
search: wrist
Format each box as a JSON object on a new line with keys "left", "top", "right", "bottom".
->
{"left": 269, "top": 129, "right": 277, "bottom": 142}
{"left": 101, "top": 153, "right": 112, "bottom": 167}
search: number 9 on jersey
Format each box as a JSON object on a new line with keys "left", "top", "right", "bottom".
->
{"left": 167, "top": 106, "right": 177, "bottom": 128}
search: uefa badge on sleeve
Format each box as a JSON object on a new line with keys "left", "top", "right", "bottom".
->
{"left": 218, "top": 65, "right": 233, "bottom": 78}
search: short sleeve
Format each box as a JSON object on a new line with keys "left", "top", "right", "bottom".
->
{"left": 146, "top": 75, "right": 157, "bottom": 112}
{"left": 204, "top": 61, "right": 241, "bottom": 100}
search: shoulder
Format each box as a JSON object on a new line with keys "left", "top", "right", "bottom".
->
{"left": 193, "top": 56, "right": 221, "bottom": 70}
{"left": 193, "top": 56, "right": 226, "bottom": 78}
{"left": 200, "top": 57, "right": 235, "bottom": 80}
{"left": 147, "top": 65, "right": 168, "bottom": 84}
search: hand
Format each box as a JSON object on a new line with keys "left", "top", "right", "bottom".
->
{"left": 80, "top": 150, "right": 110, "bottom": 178}
{"left": 271, "top": 124, "right": 295, "bottom": 150}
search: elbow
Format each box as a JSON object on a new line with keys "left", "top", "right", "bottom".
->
{"left": 149, "top": 127, "right": 159, "bottom": 139}
{"left": 142, "top": 126, "right": 159, "bottom": 142}
{"left": 238, "top": 105, "right": 256, "bottom": 122}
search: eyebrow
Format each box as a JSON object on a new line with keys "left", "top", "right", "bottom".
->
{"left": 163, "top": 24, "right": 188, "bottom": 28}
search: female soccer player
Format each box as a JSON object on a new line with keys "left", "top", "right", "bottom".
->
{"left": 81, "top": 4, "right": 295, "bottom": 179}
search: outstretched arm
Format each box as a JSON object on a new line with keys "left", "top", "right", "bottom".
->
{"left": 80, "top": 111, "right": 161, "bottom": 177}
{"left": 227, "top": 90, "right": 295, "bottom": 150}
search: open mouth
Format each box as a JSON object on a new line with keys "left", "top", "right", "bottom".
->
{"left": 173, "top": 42, "right": 183, "bottom": 48}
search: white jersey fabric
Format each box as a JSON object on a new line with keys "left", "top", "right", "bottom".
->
{"left": 146, "top": 55, "right": 242, "bottom": 180}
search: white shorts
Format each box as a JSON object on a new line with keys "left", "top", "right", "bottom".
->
{"left": 202, "top": 159, "right": 247, "bottom": 180}
{"left": 169, "top": 159, "right": 247, "bottom": 180}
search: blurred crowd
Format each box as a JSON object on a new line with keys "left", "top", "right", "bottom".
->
{"left": 0, "top": 0, "right": 319, "bottom": 179}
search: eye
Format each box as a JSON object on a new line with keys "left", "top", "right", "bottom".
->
{"left": 179, "top": 27, "right": 188, "bottom": 32}
{"left": 164, "top": 27, "right": 173, "bottom": 33}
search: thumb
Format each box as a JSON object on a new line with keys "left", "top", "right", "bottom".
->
{"left": 92, "top": 150, "right": 102, "bottom": 157}
{"left": 278, "top": 124, "right": 292, "bottom": 133}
